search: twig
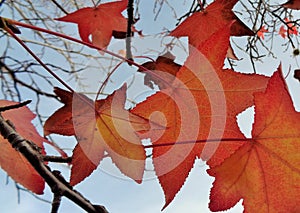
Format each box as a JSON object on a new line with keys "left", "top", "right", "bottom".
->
{"left": 15, "top": 184, "right": 52, "bottom": 203}
{"left": 0, "top": 113, "right": 108, "bottom": 213}
{"left": 50, "top": 0, "right": 69, "bottom": 15}
{"left": 51, "top": 192, "right": 62, "bottom": 213}
{"left": 0, "top": 60, "right": 58, "bottom": 98}
{"left": 43, "top": 155, "right": 72, "bottom": 163}
{"left": 2, "top": 24, "right": 74, "bottom": 93}
{"left": 176, "top": 0, "right": 201, "bottom": 26}
{"left": 126, "top": 0, "right": 134, "bottom": 63}
{"left": 0, "top": 100, "right": 31, "bottom": 112}
{"left": 4, "top": 18, "right": 145, "bottom": 73}
{"left": 3, "top": 18, "right": 175, "bottom": 93}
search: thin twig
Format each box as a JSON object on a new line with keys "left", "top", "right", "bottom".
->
{"left": 43, "top": 156, "right": 72, "bottom": 163}
{"left": 0, "top": 100, "right": 31, "bottom": 112}
{"left": 50, "top": 0, "right": 68, "bottom": 15}
{"left": 3, "top": 25, "right": 74, "bottom": 93}
{"left": 126, "top": 0, "right": 134, "bottom": 63}
{"left": 6, "top": 18, "right": 175, "bottom": 91}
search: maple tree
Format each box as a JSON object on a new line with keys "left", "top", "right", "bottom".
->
{"left": 0, "top": 0, "right": 299, "bottom": 213}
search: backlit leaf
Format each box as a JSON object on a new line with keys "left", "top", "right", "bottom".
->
{"left": 44, "top": 85, "right": 149, "bottom": 185}
{"left": 208, "top": 68, "right": 300, "bottom": 213}
{"left": 132, "top": 23, "right": 268, "bottom": 208}
{"left": 0, "top": 101, "right": 45, "bottom": 194}
{"left": 56, "top": 0, "right": 130, "bottom": 49}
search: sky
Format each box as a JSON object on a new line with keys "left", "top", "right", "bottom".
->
{"left": 0, "top": 0, "right": 299, "bottom": 212}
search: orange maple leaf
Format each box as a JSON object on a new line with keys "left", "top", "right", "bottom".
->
{"left": 283, "top": 0, "right": 300, "bottom": 9}
{"left": 132, "top": 23, "right": 269, "bottom": 208}
{"left": 0, "top": 100, "right": 45, "bottom": 194}
{"left": 279, "top": 25, "right": 287, "bottom": 38}
{"left": 284, "top": 18, "right": 298, "bottom": 35}
{"left": 278, "top": 18, "right": 298, "bottom": 38}
{"left": 207, "top": 68, "right": 300, "bottom": 212}
{"left": 44, "top": 85, "right": 150, "bottom": 185}
{"left": 56, "top": 0, "right": 130, "bottom": 49}
{"left": 170, "top": 0, "right": 254, "bottom": 49}
{"left": 257, "top": 26, "right": 268, "bottom": 40}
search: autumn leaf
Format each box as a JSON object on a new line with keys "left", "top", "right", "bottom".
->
{"left": 56, "top": 0, "right": 130, "bottom": 49}
{"left": 277, "top": 18, "right": 298, "bottom": 39}
{"left": 279, "top": 25, "right": 287, "bottom": 38}
{"left": 44, "top": 85, "right": 149, "bottom": 185}
{"left": 170, "top": 0, "right": 254, "bottom": 48}
{"left": 284, "top": 18, "right": 298, "bottom": 35}
{"left": 0, "top": 100, "right": 45, "bottom": 194}
{"left": 257, "top": 26, "right": 268, "bottom": 40}
{"left": 283, "top": 0, "right": 300, "bottom": 10}
{"left": 132, "top": 23, "right": 269, "bottom": 208}
{"left": 43, "top": 87, "right": 75, "bottom": 136}
{"left": 139, "top": 52, "right": 181, "bottom": 89}
{"left": 207, "top": 68, "right": 300, "bottom": 213}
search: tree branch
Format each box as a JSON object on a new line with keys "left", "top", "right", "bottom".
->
{"left": 43, "top": 155, "right": 72, "bottom": 163}
{"left": 126, "top": 0, "right": 134, "bottom": 63}
{"left": 51, "top": 190, "right": 62, "bottom": 213}
{"left": 0, "top": 112, "right": 108, "bottom": 213}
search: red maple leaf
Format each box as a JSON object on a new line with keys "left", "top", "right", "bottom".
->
{"left": 44, "top": 85, "right": 150, "bottom": 185}
{"left": 132, "top": 23, "right": 269, "bottom": 208}
{"left": 0, "top": 100, "right": 45, "bottom": 194}
{"left": 208, "top": 67, "right": 300, "bottom": 212}
{"left": 56, "top": 0, "right": 130, "bottom": 49}
{"left": 170, "top": 0, "right": 254, "bottom": 49}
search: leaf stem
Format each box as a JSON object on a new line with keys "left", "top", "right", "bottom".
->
{"left": 91, "top": 0, "right": 97, "bottom": 7}
{"left": 144, "top": 138, "right": 251, "bottom": 149}
{"left": 95, "top": 61, "right": 123, "bottom": 100}
{"left": 9, "top": 19, "right": 131, "bottom": 65}
{"left": 7, "top": 18, "right": 174, "bottom": 88}
{"left": 50, "top": 0, "right": 69, "bottom": 15}
{"left": 4, "top": 26, "right": 74, "bottom": 93}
